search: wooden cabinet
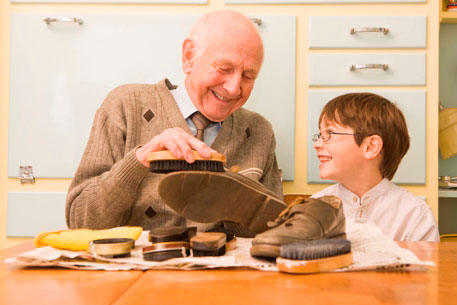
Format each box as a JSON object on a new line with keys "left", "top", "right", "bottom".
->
{"left": 7, "top": 13, "right": 296, "bottom": 237}
{"left": 1, "top": 0, "right": 438, "bottom": 244}
{"left": 8, "top": 14, "right": 296, "bottom": 180}
{"left": 307, "top": 15, "right": 427, "bottom": 185}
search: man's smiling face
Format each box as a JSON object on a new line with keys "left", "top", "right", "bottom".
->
{"left": 182, "top": 11, "right": 264, "bottom": 122}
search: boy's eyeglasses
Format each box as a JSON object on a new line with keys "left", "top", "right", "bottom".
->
{"left": 313, "top": 130, "right": 355, "bottom": 142}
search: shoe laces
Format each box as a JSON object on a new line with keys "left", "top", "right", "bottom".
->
{"left": 267, "top": 197, "right": 307, "bottom": 228}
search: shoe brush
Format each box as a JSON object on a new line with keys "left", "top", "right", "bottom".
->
{"left": 143, "top": 226, "right": 196, "bottom": 262}
{"left": 206, "top": 226, "right": 237, "bottom": 251}
{"left": 276, "top": 239, "right": 353, "bottom": 274}
{"left": 190, "top": 232, "right": 226, "bottom": 256}
{"left": 147, "top": 150, "right": 226, "bottom": 173}
{"left": 142, "top": 241, "right": 191, "bottom": 261}
{"left": 148, "top": 226, "right": 197, "bottom": 243}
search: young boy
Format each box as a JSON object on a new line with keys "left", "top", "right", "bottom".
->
{"left": 311, "top": 93, "right": 439, "bottom": 241}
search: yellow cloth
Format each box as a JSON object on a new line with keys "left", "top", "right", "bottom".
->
{"left": 34, "top": 226, "right": 143, "bottom": 251}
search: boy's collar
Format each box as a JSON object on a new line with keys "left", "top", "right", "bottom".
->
{"left": 337, "top": 178, "right": 390, "bottom": 203}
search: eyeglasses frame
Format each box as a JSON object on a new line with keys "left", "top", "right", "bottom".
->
{"left": 313, "top": 130, "right": 355, "bottom": 142}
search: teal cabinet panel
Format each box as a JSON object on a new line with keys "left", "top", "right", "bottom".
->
{"left": 9, "top": 14, "right": 296, "bottom": 181}
{"left": 307, "top": 90, "right": 426, "bottom": 184}
{"left": 309, "top": 16, "right": 426, "bottom": 49}
{"left": 7, "top": 192, "right": 67, "bottom": 237}
{"left": 309, "top": 53, "right": 426, "bottom": 86}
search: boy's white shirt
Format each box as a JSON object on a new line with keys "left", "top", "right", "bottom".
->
{"left": 311, "top": 178, "right": 440, "bottom": 242}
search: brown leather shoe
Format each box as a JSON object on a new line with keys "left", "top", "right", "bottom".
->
{"left": 158, "top": 171, "right": 286, "bottom": 234}
{"left": 250, "top": 196, "right": 346, "bottom": 259}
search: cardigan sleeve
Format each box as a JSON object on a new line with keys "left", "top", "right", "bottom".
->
{"left": 65, "top": 97, "right": 150, "bottom": 229}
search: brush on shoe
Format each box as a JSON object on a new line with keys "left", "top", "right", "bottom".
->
{"left": 276, "top": 239, "right": 353, "bottom": 274}
{"left": 190, "top": 232, "right": 226, "bottom": 257}
{"left": 147, "top": 150, "right": 226, "bottom": 173}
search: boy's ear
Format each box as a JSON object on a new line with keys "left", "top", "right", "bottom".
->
{"left": 182, "top": 38, "right": 195, "bottom": 74}
{"left": 362, "top": 135, "right": 383, "bottom": 160}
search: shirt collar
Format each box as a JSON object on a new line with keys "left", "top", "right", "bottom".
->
{"left": 169, "top": 82, "right": 198, "bottom": 120}
{"left": 337, "top": 178, "right": 390, "bottom": 205}
{"left": 170, "top": 82, "right": 222, "bottom": 128}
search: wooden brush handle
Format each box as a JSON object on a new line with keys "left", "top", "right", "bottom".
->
{"left": 142, "top": 241, "right": 190, "bottom": 253}
{"left": 191, "top": 232, "right": 226, "bottom": 250}
{"left": 147, "top": 150, "right": 226, "bottom": 164}
{"left": 276, "top": 252, "right": 353, "bottom": 274}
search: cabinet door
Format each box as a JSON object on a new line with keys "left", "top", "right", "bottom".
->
{"left": 7, "top": 192, "right": 67, "bottom": 237}
{"left": 309, "top": 16, "right": 426, "bottom": 49}
{"left": 307, "top": 90, "right": 426, "bottom": 184}
{"left": 309, "top": 53, "right": 425, "bottom": 86}
{"left": 9, "top": 14, "right": 296, "bottom": 180}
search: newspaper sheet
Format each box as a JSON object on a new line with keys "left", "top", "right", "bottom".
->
{"left": 4, "top": 222, "right": 435, "bottom": 272}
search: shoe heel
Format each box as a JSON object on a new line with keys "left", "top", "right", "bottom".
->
{"left": 248, "top": 196, "right": 286, "bottom": 234}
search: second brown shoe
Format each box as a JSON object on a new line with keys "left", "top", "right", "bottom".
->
{"left": 158, "top": 170, "right": 286, "bottom": 235}
{"left": 250, "top": 196, "right": 346, "bottom": 259}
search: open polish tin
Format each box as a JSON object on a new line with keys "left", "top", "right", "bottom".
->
{"left": 89, "top": 238, "right": 135, "bottom": 258}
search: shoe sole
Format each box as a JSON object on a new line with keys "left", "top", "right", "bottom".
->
{"left": 158, "top": 171, "right": 286, "bottom": 234}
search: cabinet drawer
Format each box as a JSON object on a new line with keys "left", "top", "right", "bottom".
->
{"left": 7, "top": 192, "right": 67, "bottom": 237}
{"left": 307, "top": 90, "right": 425, "bottom": 184}
{"left": 309, "top": 53, "right": 425, "bottom": 86}
{"left": 309, "top": 16, "right": 426, "bottom": 49}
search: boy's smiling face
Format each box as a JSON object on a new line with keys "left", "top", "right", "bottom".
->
{"left": 313, "top": 118, "right": 364, "bottom": 183}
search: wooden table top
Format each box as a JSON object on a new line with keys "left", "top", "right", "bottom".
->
{"left": 1, "top": 241, "right": 456, "bottom": 305}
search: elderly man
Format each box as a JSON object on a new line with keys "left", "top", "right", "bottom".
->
{"left": 65, "top": 10, "right": 285, "bottom": 236}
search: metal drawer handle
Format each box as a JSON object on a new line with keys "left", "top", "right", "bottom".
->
{"left": 350, "top": 64, "right": 389, "bottom": 71}
{"left": 350, "top": 27, "right": 389, "bottom": 35}
{"left": 250, "top": 18, "right": 262, "bottom": 26}
{"left": 43, "top": 17, "right": 83, "bottom": 25}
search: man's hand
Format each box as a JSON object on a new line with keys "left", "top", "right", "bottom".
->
{"left": 135, "top": 128, "right": 214, "bottom": 167}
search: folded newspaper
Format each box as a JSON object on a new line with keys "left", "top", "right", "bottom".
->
{"left": 5, "top": 222, "right": 435, "bottom": 271}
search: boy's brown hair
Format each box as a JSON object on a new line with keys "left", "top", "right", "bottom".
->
{"left": 319, "top": 92, "right": 410, "bottom": 180}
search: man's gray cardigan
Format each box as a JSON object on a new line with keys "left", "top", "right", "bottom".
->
{"left": 66, "top": 79, "right": 283, "bottom": 236}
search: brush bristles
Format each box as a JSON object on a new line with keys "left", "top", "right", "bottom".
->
{"left": 149, "top": 160, "right": 225, "bottom": 173}
{"left": 192, "top": 246, "right": 226, "bottom": 257}
{"left": 206, "top": 226, "right": 235, "bottom": 242}
{"left": 280, "top": 239, "right": 351, "bottom": 260}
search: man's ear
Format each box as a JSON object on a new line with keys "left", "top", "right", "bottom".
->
{"left": 362, "top": 135, "right": 383, "bottom": 160}
{"left": 182, "top": 38, "right": 195, "bottom": 74}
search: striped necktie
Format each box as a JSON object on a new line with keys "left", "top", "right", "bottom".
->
{"left": 190, "top": 112, "right": 213, "bottom": 141}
